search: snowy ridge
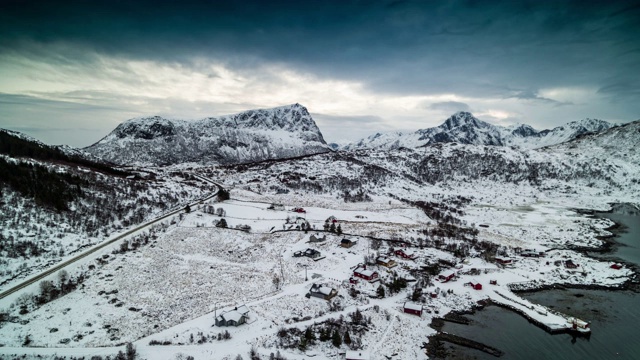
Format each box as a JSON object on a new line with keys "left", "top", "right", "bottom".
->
{"left": 342, "top": 112, "right": 614, "bottom": 151}
{"left": 84, "top": 104, "right": 329, "bottom": 166}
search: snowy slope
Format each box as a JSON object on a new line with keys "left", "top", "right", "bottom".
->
{"left": 501, "top": 118, "right": 614, "bottom": 149}
{"left": 343, "top": 112, "right": 614, "bottom": 151}
{"left": 85, "top": 104, "right": 330, "bottom": 166}
{"left": 1, "top": 119, "right": 640, "bottom": 360}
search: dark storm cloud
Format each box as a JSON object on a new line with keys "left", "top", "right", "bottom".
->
{"left": 2, "top": 0, "right": 639, "bottom": 101}
{"left": 1, "top": 0, "right": 640, "bottom": 142}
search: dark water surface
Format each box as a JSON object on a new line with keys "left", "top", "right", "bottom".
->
{"left": 441, "top": 204, "right": 640, "bottom": 359}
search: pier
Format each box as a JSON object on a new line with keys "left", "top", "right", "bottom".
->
{"left": 489, "top": 289, "right": 590, "bottom": 336}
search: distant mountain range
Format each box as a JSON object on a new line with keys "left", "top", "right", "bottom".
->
{"left": 342, "top": 111, "right": 614, "bottom": 151}
{"left": 0, "top": 104, "right": 624, "bottom": 167}
{"left": 84, "top": 103, "right": 329, "bottom": 166}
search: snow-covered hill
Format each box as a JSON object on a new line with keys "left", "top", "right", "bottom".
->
{"left": 343, "top": 112, "right": 613, "bottom": 151}
{"left": 85, "top": 103, "right": 330, "bottom": 166}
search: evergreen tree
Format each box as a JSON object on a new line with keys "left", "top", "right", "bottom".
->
{"left": 336, "top": 224, "right": 342, "bottom": 235}
{"left": 304, "top": 327, "right": 316, "bottom": 343}
{"left": 343, "top": 330, "right": 351, "bottom": 346}
{"left": 298, "top": 336, "right": 307, "bottom": 351}
{"left": 329, "top": 223, "right": 336, "bottom": 233}
{"left": 185, "top": 204, "right": 191, "bottom": 213}
{"left": 217, "top": 188, "right": 231, "bottom": 201}
{"left": 377, "top": 284, "right": 385, "bottom": 298}
{"left": 125, "top": 342, "right": 137, "bottom": 360}
{"left": 331, "top": 329, "right": 342, "bottom": 347}
{"left": 411, "top": 287, "right": 422, "bottom": 301}
{"left": 319, "top": 328, "right": 331, "bottom": 342}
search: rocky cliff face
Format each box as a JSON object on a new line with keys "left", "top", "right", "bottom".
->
{"left": 85, "top": 104, "right": 329, "bottom": 166}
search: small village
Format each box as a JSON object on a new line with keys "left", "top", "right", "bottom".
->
{"left": 162, "top": 193, "right": 629, "bottom": 359}
{"left": 0, "top": 186, "right": 632, "bottom": 360}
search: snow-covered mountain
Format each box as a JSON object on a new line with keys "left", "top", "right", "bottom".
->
{"left": 502, "top": 118, "right": 614, "bottom": 149}
{"left": 342, "top": 112, "right": 614, "bottom": 151}
{"left": 85, "top": 103, "right": 329, "bottom": 166}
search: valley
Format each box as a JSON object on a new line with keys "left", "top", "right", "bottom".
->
{"left": 0, "top": 106, "right": 639, "bottom": 360}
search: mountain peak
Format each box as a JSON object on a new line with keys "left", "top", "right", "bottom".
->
{"left": 115, "top": 116, "right": 176, "bottom": 140}
{"left": 441, "top": 111, "right": 486, "bottom": 131}
{"left": 85, "top": 104, "right": 328, "bottom": 166}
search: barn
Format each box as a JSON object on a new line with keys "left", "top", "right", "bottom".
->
{"left": 353, "top": 266, "right": 379, "bottom": 282}
{"left": 403, "top": 302, "right": 423, "bottom": 316}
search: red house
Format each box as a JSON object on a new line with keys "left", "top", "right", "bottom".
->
{"left": 293, "top": 207, "right": 306, "bottom": 213}
{"left": 611, "top": 263, "right": 622, "bottom": 270}
{"left": 353, "top": 266, "right": 379, "bottom": 282}
{"left": 438, "top": 271, "right": 456, "bottom": 283}
{"left": 403, "top": 302, "right": 423, "bottom": 317}
{"left": 466, "top": 282, "right": 482, "bottom": 290}
{"left": 395, "top": 249, "right": 417, "bottom": 260}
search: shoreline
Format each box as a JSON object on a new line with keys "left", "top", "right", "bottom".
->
{"left": 428, "top": 202, "right": 638, "bottom": 357}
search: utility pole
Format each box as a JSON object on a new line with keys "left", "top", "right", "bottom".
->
{"left": 279, "top": 254, "right": 285, "bottom": 286}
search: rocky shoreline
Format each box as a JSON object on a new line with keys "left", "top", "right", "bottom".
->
{"left": 427, "top": 203, "right": 638, "bottom": 358}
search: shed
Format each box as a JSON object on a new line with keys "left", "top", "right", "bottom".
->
{"left": 466, "top": 282, "right": 482, "bottom": 290}
{"left": 495, "top": 257, "right": 513, "bottom": 265}
{"left": 403, "top": 302, "right": 423, "bottom": 316}
{"left": 565, "top": 260, "right": 579, "bottom": 269}
{"left": 304, "top": 248, "right": 322, "bottom": 259}
{"left": 267, "top": 203, "right": 285, "bottom": 211}
{"left": 341, "top": 238, "right": 357, "bottom": 248}
{"left": 309, "top": 234, "right": 326, "bottom": 243}
{"left": 438, "top": 272, "right": 456, "bottom": 283}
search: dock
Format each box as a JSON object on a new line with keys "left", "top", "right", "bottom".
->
{"left": 489, "top": 289, "right": 590, "bottom": 336}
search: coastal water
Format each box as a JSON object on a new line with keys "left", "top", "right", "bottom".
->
{"left": 591, "top": 204, "right": 640, "bottom": 265}
{"left": 441, "top": 204, "right": 640, "bottom": 359}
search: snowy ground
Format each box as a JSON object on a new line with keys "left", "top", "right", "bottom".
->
{"left": 0, "top": 177, "right": 636, "bottom": 360}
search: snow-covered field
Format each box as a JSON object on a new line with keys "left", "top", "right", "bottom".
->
{"left": 1, "top": 178, "right": 635, "bottom": 360}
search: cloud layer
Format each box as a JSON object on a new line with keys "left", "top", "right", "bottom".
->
{"left": 0, "top": 0, "right": 638, "bottom": 146}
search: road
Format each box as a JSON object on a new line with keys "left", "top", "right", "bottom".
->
{"left": 0, "top": 176, "right": 223, "bottom": 301}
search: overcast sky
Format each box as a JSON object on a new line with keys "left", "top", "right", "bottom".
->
{"left": 1, "top": 0, "right": 639, "bottom": 147}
